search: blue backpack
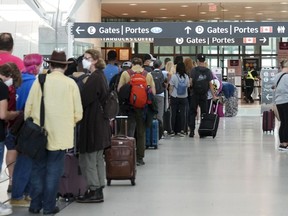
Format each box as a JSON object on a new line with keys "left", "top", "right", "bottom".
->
{"left": 176, "top": 75, "right": 186, "bottom": 96}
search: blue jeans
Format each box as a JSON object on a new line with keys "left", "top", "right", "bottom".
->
{"left": 11, "top": 154, "right": 33, "bottom": 199}
{"left": 29, "top": 150, "right": 65, "bottom": 213}
{"left": 0, "top": 141, "right": 4, "bottom": 173}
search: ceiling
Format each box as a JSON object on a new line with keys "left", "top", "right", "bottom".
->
{"left": 101, "top": 2, "right": 288, "bottom": 22}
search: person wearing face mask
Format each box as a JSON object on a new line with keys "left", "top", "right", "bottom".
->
{"left": 0, "top": 32, "right": 25, "bottom": 194}
{"left": 9, "top": 53, "right": 44, "bottom": 207}
{"left": 77, "top": 49, "right": 111, "bottom": 203}
{"left": 0, "top": 63, "right": 21, "bottom": 216}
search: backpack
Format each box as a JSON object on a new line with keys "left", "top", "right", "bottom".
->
{"left": 102, "top": 90, "right": 119, "bottom": 119}
{"left": 128, "top": 70, "right": 148, "bottom": 109}
{"left": 69, "top": 73, "right": 90, "bottom": 92}
{"left": 193, "top": 69, "right": 210, "bottom": 95}
{"left": 151, "top": 70, "right": 165, "bottom": 94}
{"left": 176, "top": 75, "right": 187, "bottom": 96}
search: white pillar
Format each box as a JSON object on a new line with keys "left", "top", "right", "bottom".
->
{"left": 73, "top": 0, "right": 102, "bottom": 51}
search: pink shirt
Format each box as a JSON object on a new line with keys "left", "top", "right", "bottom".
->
{"left": 0, "top": 52, "right": 25, "bottom": 71}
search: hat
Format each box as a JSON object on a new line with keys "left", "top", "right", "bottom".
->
{"left": 153, "top": 59, "right": 162, "bottom": 68}
{"left": 122, "top": 61, "right": 132, "bottom": 68}
{"left": 45, "top": 51, "right": 73, "bottom": 64}
{"left": 197, "top": 54, "right": 206, "bottom": 62}
{"left": 144, "top": 53, "right": 156, "bottom": 61}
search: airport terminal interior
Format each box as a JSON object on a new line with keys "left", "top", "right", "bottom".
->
{"left": 1, "top": 0, "right": 288, "bottom": 215}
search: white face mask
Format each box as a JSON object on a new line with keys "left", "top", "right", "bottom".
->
{"left": 149, "top": 61, "right": 154, "bottom": 67}
{"left": 4, "top": 78, "right": 13, "bottom": 87}
{"left": 82, "top": 59, "right": 92, "bottom": 70}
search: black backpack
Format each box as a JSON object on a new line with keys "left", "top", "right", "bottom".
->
{"left": 193, "top": 68, "right": 210, "bottom": 95}
{"left": 151, "top": 70, "right": 165, "bottom": 94}
{"left": 69, "top": 73, "right": 90, "bottom": 92}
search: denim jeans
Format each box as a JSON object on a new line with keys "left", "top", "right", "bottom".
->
{"left": 29, "top": 150, "right": 65, "bottom": 213}
{"left": 0, "top": 141, "right": 4, "bottom": 173}
{"left": 11, "top": 154, "right": 33, "bottom": 199}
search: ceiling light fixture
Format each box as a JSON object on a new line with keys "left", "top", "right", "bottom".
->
{"left": 281, "top": 10, "right": 288, "bottom": 12}
{"left": 122, "top": 13, "right": 128, "bottom": 16}
{"left": 200, "top": 12, "right": 207, "bottom": 14}
{"left": 140, "top": 11, "right": 147, "bottom": 13}
{"left": 129, "top": 3, "right": 137, "bottom": 6}
{"left": 179, "top": 14, "right": 186, "bottom": 17}
{"left": 280, "top": 2, "right": 288, "bottom": 4}
{"left": 245, "top": 6, "right": 253, "bottom": 9}
{"left": 181, "top": 5, "right": 188, "bottom": 8}
{"left": 256, "top": 12, "right": 263, "bottom": 15}
{"left": 160, "top": 8, "right": 167, "bottom": 11}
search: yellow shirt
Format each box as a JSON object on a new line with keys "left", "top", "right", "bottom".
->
{"left": 24, "top": 71, "right": 83, "bottom": 151}
{"left": 118, "top": 65, "right": 155, "bottom": 93}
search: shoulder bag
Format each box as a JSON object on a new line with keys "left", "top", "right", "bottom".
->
{"left": 16, "top": 74, "right": 48, "bottom": 160}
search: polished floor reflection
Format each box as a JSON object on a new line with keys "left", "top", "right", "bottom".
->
{"left": 1, "top": 103, "right": 286, "bottom": 216}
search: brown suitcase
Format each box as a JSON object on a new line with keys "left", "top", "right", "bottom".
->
{"left": 105, "top": 116, "right": 136, "bottom": 186}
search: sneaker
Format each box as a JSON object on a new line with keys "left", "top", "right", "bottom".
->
{"left": 177, "top": 133, "right": 185, "bottom": 137}
{"left": 278, "top": 145, "right": 288, "bottom": 151}
{"left": 76, "top": 190, "right": 103, "bottom": 203}
{"left": 43, "top": 206, "right": 60, "bottom": 215}
{"left": 24, "top": 195, "right": 31, "bottom": 201}
{"left": 10, "top": 198, "right": 30, "bottom": 207}
{"left": 169, "top": 132, "right": 175, "bottom": 137}
{"left": 0, "top": 202, "right": 12, "bottom": 216}
{"left": 189, "top": 131, "right": 194, "bottom": 138}
{"left": 136, "top": 159, "right": 145, "bottom": 166}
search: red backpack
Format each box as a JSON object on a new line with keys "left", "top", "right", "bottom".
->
{"left": 128, "top": 70, "right": 148, "bottom": 109}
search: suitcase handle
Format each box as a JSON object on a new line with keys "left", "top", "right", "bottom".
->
{"left": 114, "top": 116, "right": 128, "bottom": 136}
{"left": 209, "top": 100, "right": 220, "bottom": 114}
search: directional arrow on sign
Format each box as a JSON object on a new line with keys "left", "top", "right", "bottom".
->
{"left": 184, "top": 26, "right": 192, "bottom": 34}
{"left": 76, "top": 26, "right": 85, "bottom": 35}
{"left": 259, "top": 37, "right": 267, "bottom": 43}
{"left": 266, "top": 94, "right": 273, "bottom": 101}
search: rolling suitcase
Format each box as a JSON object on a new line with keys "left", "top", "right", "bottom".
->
{"left": 198, "top": 100, "right": 220, "bottom": 138}
{"left": 146, "top": 119, "right": 159, "bottom": 149}
{"left": 105, "top": 116, "right": 136, "bottom": 186}
{"left": 262, "top": 110, "right": 275, "bottom": 133}
{"left": 58, "top": 129, "right": 87, "bottom": 201}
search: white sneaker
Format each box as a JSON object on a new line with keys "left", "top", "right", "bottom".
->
{"left": 0, "top": 202, "right": 12, "bottom": 216}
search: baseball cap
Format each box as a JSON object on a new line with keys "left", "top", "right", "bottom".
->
{"left": 197, "top": 54, "right": 206, "bottom": 62}
{"left": 144, "top": 53, "right": 156, "bottom": 61}
{"left": 122, "top": 61, "right": 132, "bottom": 68}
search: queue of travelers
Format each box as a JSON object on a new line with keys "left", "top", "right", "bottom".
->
{"left": 2, "top": 31, "right": 284, "bottom": 216}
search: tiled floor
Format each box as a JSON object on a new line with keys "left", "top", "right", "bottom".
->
{"left": 1, "top": 102, "right": 286, "bottom": 216}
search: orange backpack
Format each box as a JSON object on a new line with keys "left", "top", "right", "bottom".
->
{"left": 128, "top": 70, "right": 148, "bottom": 109}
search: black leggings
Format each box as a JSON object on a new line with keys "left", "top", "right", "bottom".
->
{"left": 277, "top": 102, "right": 288, "bottom": 143}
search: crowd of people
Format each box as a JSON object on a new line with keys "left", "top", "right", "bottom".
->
{"left": 1, "top": 31, "right": 287, "bottom": 216}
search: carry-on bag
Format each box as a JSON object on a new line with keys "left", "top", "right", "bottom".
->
{"left": 105, "top": 116, "right": 136, "bottom": 186}
{"left": 58, "top": 129, "right": 87, "bottom": 201}
{"left": 262, "top": 110, "right": 275, "bottom": 133}
{"left": 146, "top": 119, "right": 159, "bottom": 149}
{"left": 198, "top": 100, "right": 220, "bottom": 138}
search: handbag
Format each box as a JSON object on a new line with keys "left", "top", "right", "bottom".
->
{"left": 16, "top": 74, "right": 48, "bottom": 160}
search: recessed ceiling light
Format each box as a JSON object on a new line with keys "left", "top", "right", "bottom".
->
{"left": 280, "top": 2, "right": 288, "bottom": 4}
{"left": 129, "top": 3, "right": 137, "bottom": 6}
{"left": 140, "top": 11, "right": 147, "bottom": 13}
{"left": 122, "top": 13, "right": 128, "bottom": 16}
{"left": 179, "top": 14, "right": 186, "bottom": 17}
{"left": 160, "top": 17, "right": 168, "bottom": 19}
{"left": 267, "top": 18, "right": 273, "bottom": 20}
{"left": 245, "top": 6, "right": 253, "bottom": 9}
{"left": 200, "top": 12, "right": 207, "bottom": 14}
{"left": 199, "top": 19, "right": 206, "bottom": 22}
{"left": 235, "top": 15, "right": 241, "bottom": 18}
{"left": 221, "top": 9, "right": 229, "bottom": 12}
{"left": 256, "top": 12, "right": 263, "bottom": 15}
{"left": 281, "top": 10, "right": 288, "bottom": 12}
{"left": 214, "top": 17, "right": 221, "bottom": 20}
{"left": 181, "top": 5, "right": 188, "bottom": 8}
{"left": 160, "top": 8, "right": 167, "bottom": 11}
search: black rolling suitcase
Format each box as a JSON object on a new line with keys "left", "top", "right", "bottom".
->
{"left": 198, "top": 100, "right": 220, "bottom": 138}
{"left": 262, "top": 110, "right": 275, "bottom": 133}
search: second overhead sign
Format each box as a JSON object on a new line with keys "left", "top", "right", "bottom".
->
{"left": 71, "top": 22, "right": 287, "bottom": 39}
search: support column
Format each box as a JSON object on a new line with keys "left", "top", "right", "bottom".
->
{"left": 73, "top": 0, "right": 102, "bottom": 50}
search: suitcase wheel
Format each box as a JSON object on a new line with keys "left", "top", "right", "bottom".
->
{"left": 131, "top": 179, "right": 136, "bottom": 186}
{"left": 107, "top": 179, "right": 111, "bottom": 186}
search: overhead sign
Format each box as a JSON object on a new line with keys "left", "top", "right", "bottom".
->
{"left": 153, "top": 37, "right": 269, "bottom": 46}
{"left": 71, "top": 22, "right": 288, "bottom": 38}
